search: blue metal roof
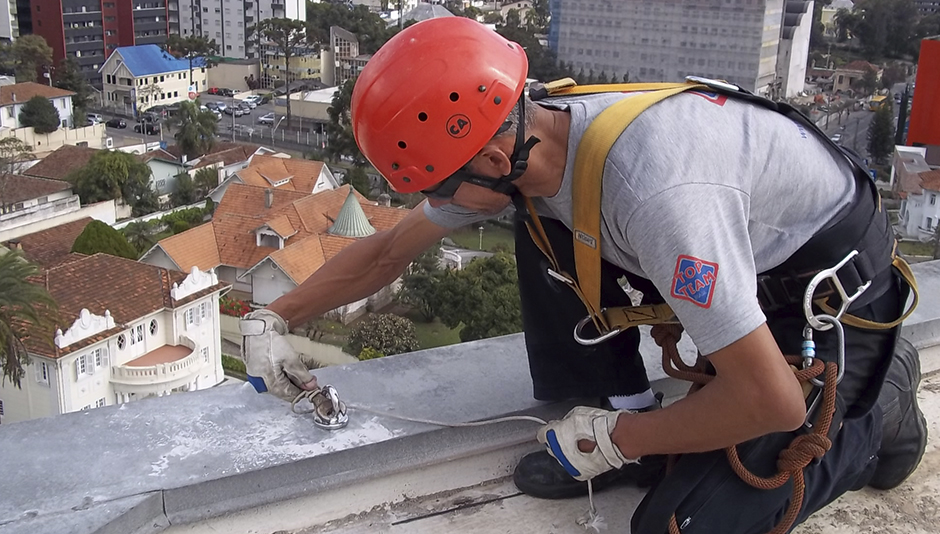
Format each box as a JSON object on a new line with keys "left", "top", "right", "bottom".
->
{"left": 108, "top": 45, "right": 207, "bottom": 77}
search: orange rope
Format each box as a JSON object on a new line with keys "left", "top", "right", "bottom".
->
{"left": 650, "top": 325, "right": 838, "bottom": 534}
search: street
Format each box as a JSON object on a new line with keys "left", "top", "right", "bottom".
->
{"left": 99, "top": 92, "right": 327, "bottom": 150}
{"left": 816, "top": 81, "right": 908, "bottom": 165}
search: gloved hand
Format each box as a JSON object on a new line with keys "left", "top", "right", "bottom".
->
{"left": 537, "top": 406, "right": 638, "bottom": 481}
{"left": 240, "top": 308, "right": 318, "bottom": 401}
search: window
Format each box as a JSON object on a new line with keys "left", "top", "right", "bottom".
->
{"left": 199, "top": 301, "right": 209, "bottom": 322}
{"left": 931, "top": 194, "right": 937, "bottom": 206}
{"left": 156, "top": 179, "right": 166, "bottom": 188}
{"left": 96, "top": 398, "right": 106, "bottom": 408}
{"left": 0, "top": 400, "right": 3, "bottom": 416}
{"left": 36, "top": 361, "right": 50, "bottom": 385}
{"left": 83, "top": 405, "right": 92, "bottom": 411}
{"left": 185, "top": 308, "right": 195, "bottom": 326}
{"left": 201, "top": 346, "right": 209, "bottom": 363}
{"left": 94, "top": 348, "right": 103, "bottom": 368}
{"left": 118, "top": 334, "right": 126, "bottom": 350}
{"left": 129, "top": 324, "right": 144, "bottom": 345}
{"left": 160, "top": 75, "right": 164, "bottom": 82}
{"left": 149, "top": 319, "right": 158, "bottom": 336}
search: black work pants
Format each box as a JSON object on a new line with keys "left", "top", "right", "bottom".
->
{"left": 514, "top": 216, "right": 905, "bottom": 534}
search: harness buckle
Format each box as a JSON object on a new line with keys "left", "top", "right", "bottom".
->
{"left": 573, "top": 312, "right": 622, "bottom": 346}
{"left": 803, "top": 250, "right": 871, "bottom": 331}
{"left": 547, "top": 268, "right": 574, "bottom": 285}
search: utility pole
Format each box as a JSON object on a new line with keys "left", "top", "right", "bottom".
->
{"left": 895, "top": 89, "right": 910, "bottom": 145}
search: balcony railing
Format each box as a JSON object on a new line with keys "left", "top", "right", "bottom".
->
{"left": 110, "top": 337, "right": 202, "bottom": 386}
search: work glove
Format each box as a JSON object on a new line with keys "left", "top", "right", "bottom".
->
{"left": 537, "top": 406, "right": 639, "bottom": 481}
{"left": 240, "top": 309, "right": 318, "bottom": 402}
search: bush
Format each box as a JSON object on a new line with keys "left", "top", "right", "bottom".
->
{"left": 345, "top": 313, "right": 419, "bottom": 357}
{"left": 219, "top": 296, "right": 251, "bottom": 317}
{"left": 357, "top": 347, "right": 385, "bottom": 361}
{"left": 71, "top": 220, "right": 138, "bottom": 259}
{"left": 18, "top": 96, "right": 61, "bottom": 134}
{"left": 171, "top": 220, "right": 190, "bottom": 234}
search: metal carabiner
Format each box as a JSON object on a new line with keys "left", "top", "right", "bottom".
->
{"left": 573, "top": 313, "right": 622, "bottom": 346}
{"left": 803, "top": 250, "right": 871, "bottom": 331}
{"left": 312, "top": 385, "right": 349, "bottom": 430}
{"left": 808, "top": 314, "right": 846, "bottom": 388}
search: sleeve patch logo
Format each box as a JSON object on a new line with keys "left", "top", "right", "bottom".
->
{"left": 671, "top": 255, "right": 719, "bottom": 308}
{"left": 690, "top": 90, "right": 728, "bottom": 106}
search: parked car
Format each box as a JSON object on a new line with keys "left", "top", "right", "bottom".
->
{"left": 830, "top": 133, "right": 842, "bottom": 144}
{"left": 105, "top": 118, "right": 127, "bottom": 128}
{"left": 214, "top": 102, "right": 227, "bottom": 112}
{"left": 242, "top": 95, "right": 262, "bottom": 107}
{"left": 237, "top": 102, "right": 252, "bottom": 114}
{"left": 207, "top": 87, "right": 220, "bottom": 95}
{"left": 218, "top": 88, "right": 236, "bottom": 97}
{"left": 257, "top": 112, "right": 276, "bottom": 125}
{"left": 87, "top": 113, "right": 103, "bottom": 124}
{"left": 205, "top": 101, "right": 220, "bottom": 111}
{"left": 134, "top": 122, "right": 161, "bottom": 135}
{"left": 223, "top": 106, "right": 244, "bottom": 117}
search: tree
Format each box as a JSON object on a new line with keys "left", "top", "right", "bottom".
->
{"left": 164, "top": 35, "right": 218, "bottom": 85}
{"left": 193, "top": 167, "right": 219, "bottom": 197}
{"left": 11, "top": 35, "right": 53, "bottom": 83}
{"left": 122, "top": 221, "right": 156, "bottom": 257}
{"left": 53, "top": 56, "right": 93, "bottom": 125}
{"left": 137, "top": 83, "right": 163, "bottom": 114}
{"left": 397, "top": 244, "right": 443, "bottom": 322}
{"left": 868, "top": 102, "right": 896, "bottom": 165}
{"left": 833, "top": 8, "right": 859, "bottom": 42}
{"left": 306, "top": 2, "right": 397, "bottom": 55}
{"left": 252, "top": 18, "right": 306, "bottom": 126}
{"left": 433, "top": 253, "right": 522, "bottom": 342}
{"left": 69, "top": 150, "right": 155, "bottom": 213}
{"left": 0, "top": 138, "right": 33, "bottom": 177}
{"left": 170, "top": 101, "right": 217, "bottom": 159}
{"left": 0, "top": 250, "right": 58, "bottom": 388}
{"left": 18, "top": 96, "right": 60, "bottom": 134}
{"left": 171, "top": 171, "right": 197, "bottom": 206}
{"left": 71, "top": 220, "right": 138, "bottom": 260}
{"left": 325, "top": 78, "right": 365, "bottom": 164}
{"left": 852, "top": 68, "right": 879, "bottom": 95}
{"left": 345, "top": 313, "right": 419, "bottom": 358}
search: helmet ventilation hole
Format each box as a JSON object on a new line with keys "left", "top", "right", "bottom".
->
{"left": 494, "top": 96, "right": 502, "bottom": 105}
{"left": 449, "top": 92, "right": 460, "bottom": 102}
{"left": 398, "top": 141, "right": 407, "bottom": 149}
{"left": 402, "top": 176, "right": 411, "bottom": 183}
{"left": 425, "top": 165, "right": 434, "bottom": 172}
{"left": 418, "top": 112, "right": 428, "bottom": 122}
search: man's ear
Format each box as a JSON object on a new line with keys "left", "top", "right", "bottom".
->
{"left": 472, "top": 138, "right": 514, "bottom": 177}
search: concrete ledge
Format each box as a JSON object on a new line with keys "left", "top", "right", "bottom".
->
{"left": 1, "top": 260, "right": 939, "bottom": 534}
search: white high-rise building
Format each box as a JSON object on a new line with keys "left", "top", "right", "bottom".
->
{"left": 548, "top": 0, "right": 791, "bottom": 95}
{"left": 170, "top": 0, "right": 306, "bottom": 59}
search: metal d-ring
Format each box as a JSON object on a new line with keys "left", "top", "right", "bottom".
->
{"left": 313, "top": 385, "right": 349, "bottom": 430}
{"left": 803, "top": 249, "right": 871, "bottom": 331}
{"left": 573, "top": 313, "right": 622, "bottom": 346}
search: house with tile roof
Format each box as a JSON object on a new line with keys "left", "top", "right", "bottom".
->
{"left": 832, "top": 60, "right": 882, "bottom": 94}
{"left": 0, "top": 245, "right": 231, "bottom": 424}
{"left": 0, "top": 82, "right": 77, "bottom": 129}
{"left": 209, "top": 154, "right": 341, "bottom": 204}
{"left": 22, "top": 144, "right": 101, "bottom": 182}
{"left": 139, "top": 182, "right": 409, "bottom": 321}
{"left": 898, "top": 169, "right": 940, "bottom": 241}
{"left": 0, "top": 174, "right": 118, "bottom": 242}
{"left": 99, "top": 45, "right": 208, "bottom": 115}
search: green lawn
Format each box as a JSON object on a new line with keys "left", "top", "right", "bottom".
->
{"left": 449, "top": 223, "right": 515, "bottom": 253}
{"left": 898, "top": 240, "right": 935, "bottom": 257}
{"left": 402, "top": 309, "right": 463, "bottom": 349}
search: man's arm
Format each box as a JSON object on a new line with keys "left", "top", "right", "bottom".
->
{"left": 608, "top": 324, "right": 808, "bottom": 459}
{"left": 266, "top": 201, "right": 451, "bottom": 328}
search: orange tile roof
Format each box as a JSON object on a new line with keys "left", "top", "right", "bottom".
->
{"left": 261, "top": 214, "right": 296, "bottom": 237}
{"left": 839, "top": 60, "right": 878, "bottom": 73}
{"left": 0, "top": 82, "right": 74, "bottom": 106}
{"left": 266, "top": 236, "right": 327, "bottom": 284}
{"left": 0, "top": 173, "right": 71, "bottom": 204}
{"left": 152, "top": 223, "right": 221, "bottom": 272}
{"left": 236, "top": 155, "right": 326, "bottom": 193}
{"left": 154, "top": 182, "right": 410, "bottom": 281}
{"left": 6, "top": 217, "right": 93, "bottom": 268}
{"left": 138, "top": 148, "right": 180, "bottom": 163}
{"left": 920, "top": 170, "right": 940, "bottom": 192}
{"left": 24, "top": 145, "right": 101, "bottom": 181}
{"left": 190, "top": 143, "right": 264, "bottom": 169}
{"left": 164, "top": 141, "right": 261, "bottom": 161}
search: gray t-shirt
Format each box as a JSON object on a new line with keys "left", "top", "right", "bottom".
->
{"left": 425, "top": 91, "right": 856, "bottom": 354}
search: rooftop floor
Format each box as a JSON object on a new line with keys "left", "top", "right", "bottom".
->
{"left": 2, "top": 260, "right": 940, "bottom": 534}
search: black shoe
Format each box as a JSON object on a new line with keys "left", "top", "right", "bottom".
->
{"left": 869, "top": 338, "right": 928, "bottom": 490}
{"left": 513, "top": 449, "right": 666, "bottom": 499}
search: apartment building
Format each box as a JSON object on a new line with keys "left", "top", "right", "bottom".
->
{"left": 548, "top": 0, "right": 791, "bottom": 95}
{"left": 30, "top": 0, "right": 171, "bottom": 87}
{"left": 170, "top": 0, "right": 306, "bottom": 59}
{"left": 1, "top": 0, "right": 18, "bottom": 41}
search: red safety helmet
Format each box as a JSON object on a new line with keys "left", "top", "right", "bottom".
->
{"left": 351, "top": 18, "right": 529, "bottom": 193}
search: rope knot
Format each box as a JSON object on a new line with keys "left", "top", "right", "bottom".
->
{"left": 650, "top": 323, "right": 683, "bottom": 347}
{"left": 777, "top": 434, "right": 831, "bottom": 472}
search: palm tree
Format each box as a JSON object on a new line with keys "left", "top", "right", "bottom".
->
{"left": 122, "top": 221, "right": 156, "bottom": 257}
{"left": 170, "top": 101, "right": 218, "bottom": 159}
{"left": 0, "top": 249, "right": 58, "bottom": 388}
